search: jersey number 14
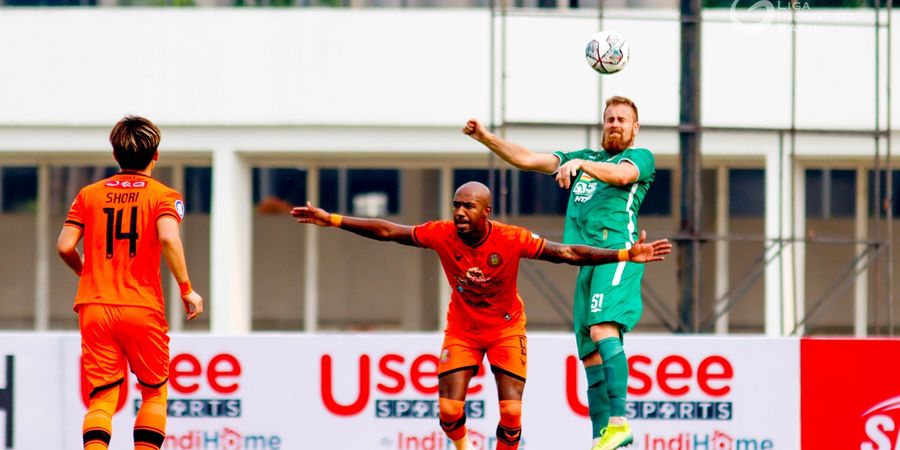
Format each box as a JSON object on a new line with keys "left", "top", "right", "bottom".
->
{"left": 103, "top": 207, "right": 139, "bottom": 258}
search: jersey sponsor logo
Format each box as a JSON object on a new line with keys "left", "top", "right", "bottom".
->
{"left": 175, "top": 200, "right": 186, "bottom": 219}
{"left": 453, "top": 267, "right": 502, "bottom": 303}
{"left": 573, "top": 180, "right": 598, "bottom": 203}
{"left": 104, "top": 180, "right": 147, "bottom": 188}
{"left": 465, "top": 267, "right": 487, "bottom": 283}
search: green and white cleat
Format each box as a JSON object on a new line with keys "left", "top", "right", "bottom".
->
{"left": 591, "top": 423, "right": 633, "bottom": 450}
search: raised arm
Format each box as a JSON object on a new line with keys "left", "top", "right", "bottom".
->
{"left": 536, "top": 230, "right": 671, "bottom": 265}
{"left": 463, "top": 118, "right": 560, "bottom": 174}
{"left": 292, "top": 201, "right": 417, "bottom": 247}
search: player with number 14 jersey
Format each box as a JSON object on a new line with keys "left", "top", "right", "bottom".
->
{"left": 66, "top": 173, "right": 185, "bottom": 314}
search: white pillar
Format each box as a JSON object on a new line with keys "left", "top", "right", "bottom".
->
{"left": 304, "top": 166, "right": 320, "bottom": 333}
{"left": 167, "top": 164, "right": 186, "bottom": 332}
{"left": 714, "top": 165, "right": 729, "bottom": 334}
{"left": 34, "top": 163, "right": 50, "bottom": 331}
{"left": 855, "top": 167, "right": 869, "bottom": 337}
{"left": 791, "top": 164, "right": 806, "bottom": 336}
{"left": 163, "top": 163, "right": 185, "bottom": 332}
{"left": 438, "top": 167, "right": 453, "bottom": 330}
{"left": 210, "top": 148, "right": 252, "bottom": 334}
{"left": 764, "top": 149, "right": 790, "bottom": 336}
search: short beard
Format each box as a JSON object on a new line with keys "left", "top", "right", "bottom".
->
{"left": 602, "top": 133, "right": 633, "bottom": 153}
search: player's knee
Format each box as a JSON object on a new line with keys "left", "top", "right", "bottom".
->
{"left": 439, "top": 398, "right": 466, "bottom": 433}
{"left": 497, "top": 400, "right": 523, "bottom": 445}
{"left": 88, "top": 382, "right": 121, "bottom": 415}
{"left": 498, "top": 399, "right": 522, "bottom": 426}
{"left": 596, "top": 336, "right": 624, "bottom": 362}
{"left": 138, "top": 381, "right": 168, "bottom": 403}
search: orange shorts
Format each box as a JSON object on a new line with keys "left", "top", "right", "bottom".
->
{"left": 438, "top": 331, "right": 527, "bottom": 382}
{"left": 78, "top": 304, "right": 170, "bottom": 394}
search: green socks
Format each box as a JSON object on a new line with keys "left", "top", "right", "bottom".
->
{"left": 585, "top": 364, "right": 610, "bottom": 438}
{"left": 597, "top": 337, "right": 628, "bottom": 417}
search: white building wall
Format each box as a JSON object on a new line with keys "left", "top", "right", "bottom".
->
{"left": 0, "top": 9, "right": 892, "bottom": 133}
{"left": 0, "top": 8, "right": 895, "bottom": 335}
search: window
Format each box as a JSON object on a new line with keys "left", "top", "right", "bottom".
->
{"left": 516, "top": 171, "right": 569, "bottom": 215}
{"left": 184, "top": 167, "right": 212, "bottom": 214}
{"left": 1, "top": 167, "right": 37, "bottom": 213}
{"left": 729, "top": 169, "right": 765, "bottom": 217}
{"left": 807, "top": 169, "right": 856, "bottom": 218}
{"left": 640, "top": 169, "right": 672, "bottom": 216}
{"left": 868, "top": 170, "right": 900, "bottom": 218}
{"left": 320, "top": 169, "right": 400, "bottom": 216}
{"left": 253, "top": 168, "right": 306, "bottom": 214}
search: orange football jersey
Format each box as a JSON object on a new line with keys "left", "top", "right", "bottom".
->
{"left": 412, "top": 220, "right": 545, "bottom": 336}
{"left": 65, "top": 172, "right": 184, "bottom": 313}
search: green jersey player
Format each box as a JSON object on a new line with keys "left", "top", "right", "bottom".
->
{"left": 463, "top": 96, "right": 654, "bottom": 450}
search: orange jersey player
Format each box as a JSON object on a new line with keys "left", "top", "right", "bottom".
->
{"left": 292, "top": 181, "right": 670, "bottom": 450}
{"left": 57, "top": 116, "right": 203, "bottom": 450}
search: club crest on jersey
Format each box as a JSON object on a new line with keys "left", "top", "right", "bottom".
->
{"left": 487, "top": 253, "right": 502, "bottom": 267}
{"left": 440, "top": 348, "right": 450, "bottom": 363}
{"left": 175, "top": 200, "right": 185, "bottom": 219}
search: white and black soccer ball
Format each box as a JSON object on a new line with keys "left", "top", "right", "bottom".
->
{"left": 585, "top": 30, "right": 630, "bottom": 75}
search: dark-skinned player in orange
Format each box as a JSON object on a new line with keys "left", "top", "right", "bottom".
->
{"left": 291, "top": 181, "right": 670, "bottom": 450}
{"left": 57, "top": 116, "right": 204, "bottom": 450}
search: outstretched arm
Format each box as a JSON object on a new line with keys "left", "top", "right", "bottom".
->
{"left": 536, "top": 230, "right": 672, "bottom": 265}
{"left": 291, "top": 202, "right": 417, "bottom": 247}
{"left": 463, "top": 118, "right": 560, "bottom": 174}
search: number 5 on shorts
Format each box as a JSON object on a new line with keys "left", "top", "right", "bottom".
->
{"left": 590, "top": 293, "right": 603, "bottom": 313}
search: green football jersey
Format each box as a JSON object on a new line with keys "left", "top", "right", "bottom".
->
{"left": 552, "top": 147, "right": 655, "bottom": 249}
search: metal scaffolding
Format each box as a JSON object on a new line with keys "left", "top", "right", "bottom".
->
{"left": 487, "top": 0, "right": 895, "bottom": 336}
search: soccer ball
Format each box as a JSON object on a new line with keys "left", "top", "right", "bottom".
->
{"left": 585, "top": 30, "right": 630, "bottom": 75}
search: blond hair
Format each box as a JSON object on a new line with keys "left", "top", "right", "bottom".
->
{"left": 605, "top": 96, "right": 639, "bottom": 123}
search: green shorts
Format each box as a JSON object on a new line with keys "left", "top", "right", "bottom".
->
{"left": 573, "top": 261, "right": 644, "bottom": 359}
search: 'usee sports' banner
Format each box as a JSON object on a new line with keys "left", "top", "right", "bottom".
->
{"left": 0, "top": 333, "right": 799, "bottom": 449}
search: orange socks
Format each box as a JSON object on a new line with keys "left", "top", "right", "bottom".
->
{"left": 83, "top": 384, "right": 119, "bottom": 450}
{"left": 439, "top": 398, "right": 468, "bottom": 448}
{"left": 133, "top": 384, "right": 167, "bottom": 450}
{"left": 496, "top": 400, "right": 523, "bottom": 450}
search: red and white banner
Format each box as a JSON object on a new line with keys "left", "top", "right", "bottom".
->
{"left": 801, "top": 338, "right": 900, "bottom": 450}
{"left": 7, "top": 332, "right": 884, "bottom": 450}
